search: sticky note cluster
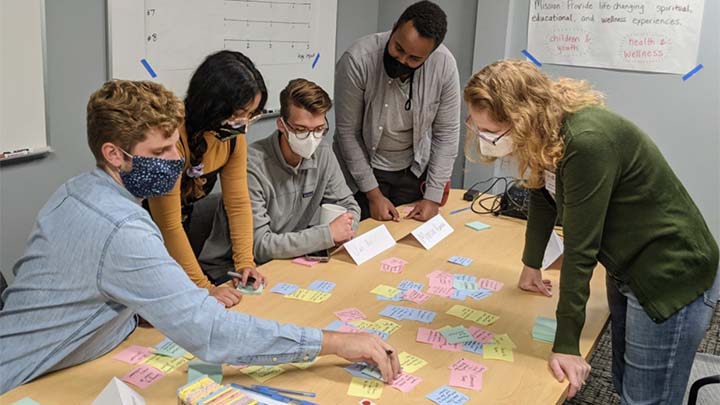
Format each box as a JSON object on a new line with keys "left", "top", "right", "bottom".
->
{"left": 532, "top": 316, "right": 557, "bottom": 343}
{"left": 426, "top": 270, "right": 501, "bottom": 302}
{"left": 177, "top": 376, "right": 255, "bottom": 405}
{"left": 379, "top": 305, "right": 437, "bottom": 323}
{"left": 115, "top": 338, "right": 195, "bottom": 389}
{"left": 270, "top": 279, "right": 335, "bottom": 303}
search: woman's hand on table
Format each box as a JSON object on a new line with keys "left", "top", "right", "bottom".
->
{"left": 518, "top": 264, "right": 552, "bottom": 297}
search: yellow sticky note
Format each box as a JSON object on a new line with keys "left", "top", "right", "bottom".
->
{"left": 289, "top": 357, "right": 318, "bottom": 369}
{"left": 483, "top": 344, "right": 514, "bottom": 362}
{"left": 370, "top": 284, "right": 402, "bottom": 298}
{"left": 347, "top": 376, "right": 384, "bottom": 399}
{"left": 178, "top": 376, "right": 219, "bottom": 401}
{"left": 286, "top": 289, "right": 332, "bottom": 303}
{"left": 398, "top": 352, "right": 428, "bottom": 373}
{"left": 491, "top": 333, "right": 517, "bottom": 349}
{"left": 240, "top": 365, "right": 285, "bottom": 382}
{"left": 468, "top": 310, "right": 499, "bottom": 326}
{"left": 446, "top": 304, "right": 475, "bottom": 320}
{"left": 141, "top": 353, "right": 189, "bottom": 373}
{"left": 349, "top": 319, "right": 376, "bottom": 330}
{"left": 371, "top": 319, "right": 401, "bottom": 335}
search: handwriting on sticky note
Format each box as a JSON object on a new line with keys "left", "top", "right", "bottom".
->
{"left": 398, "top": 352, "right": 428, "bottom": 373}
{"left": 397, "top": 280, "right": 424, "bottom": 291}
{"left": 449, "top": 370, "right": 483, "bottom": 391}
{"left": 286, "top": 288, "right": 332, "bottom": 303}
{"left": 416, "top": 327, "right": 446, "bottom": 345}
{"left": 371, "top": 284, "right": 402, "bottom": 298}
{"left": 449, "top": 357, "right": 487, "bottom": 374}
{"left": 477, "top": 278, "right": 503, "bottom": 292}
{"left": 440, "top": 325, "right": 475, "bottom": 344}
{"left": 402, "top": 288, "right": 431, "bottom": 304}
{"left": 381, "top": 257, "right": 408, "bottom": 273}
{"left": 411, "top": 214, "right": 454, "bottom": 250}
{"left": 483, "top": 344, "right": 514, "bottom": 362}
{"left": 371, "top": 319, "right": 402, "bottom": 335}
{"left": 391, "top": 372, "right": 423, "bottom": 393}
{"left": 347, "top": 376, "right": 383, "bottom": 399}
{"left": 344, "top": 224, "right": 396, "bottom": 265}
{"left": 334, "top": 308, "right": 367, "bottom": 322}
{"left": 141, "top": 353, "right": 189, "bottom": 373}
{"left": 112, "top": 345, "right": 154, "bottom": 364}
{"left": 269, "top": 282, "right": 299, "bottom": 295}
{"left": 122, "top": 365, "right": 164, "bottom": 389}
{"left": 307, "top": 280, "right": 336, "bottom": 293}
{"left": 468, "top": 326, "right": 495, "bottom": 343}
{"left": 427, "top": 286, "right": 455, "bottom": 297}
{"left": 448, "top": 256, "right": 473, "bottom": 266}
{"left": 426, "top": 385, "right": 470, "bottom": 405}
{"left": 155, "top": 338, "right": 188, "bottom": 358}
{"left": 491, "top": 333, "right": 517, "bottom": 349}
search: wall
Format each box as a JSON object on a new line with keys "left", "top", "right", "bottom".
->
{"left": 464, "top": 0, "right": 720, "bottom": 239}
{"left": 0, "top": 0, "right": 381, "bottom": 283}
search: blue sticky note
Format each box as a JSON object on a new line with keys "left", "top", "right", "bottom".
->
{"left": 408, "top": 308, "right": 437, "bottom": 324}
{"left": 449, "top": 256, "right": 473, "bottom": 267}
{"left": 468, "top": 289, "right": 492, "bottom": 300}
{"left": 344, "top": 362, "right": 370, "bottom": 378}
{"left": 426, "top": 386, "right": 470, "bottom": 405}
{"left": 453, "top": 274, "right": 477, "bottom": 284}
{"left": 397, "top": 280, "right": 424, "bottom": 291}
{"left": 462, "top": 340, "right": 484, "bottom": 354}
{"left": 307, "top": 280, "right": 336, "bottom": 293}
{"left": 270, "top": 282, "right": 299, "bottom": 295}
{"left": 361, "top": 364, "right": 384, "bottom": 381}
{"left": 323, "top": 320, "right": 347, "bottom": 331}
{"left": 379, "top": 305, "right": 411, "bottom": 320}
{"left": 465, "top": 221, "right": 491, "bottom": 231}
{"left": 449, "top": 289, "right": 468, "bottom": 300}
{"left": 10, "top": 398, "right": 40, "bottom": 405}
{"left": 155, "top": 338, "right": 188, "bottom": 358}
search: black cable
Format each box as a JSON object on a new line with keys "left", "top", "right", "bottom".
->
{"left": 469, "top": 176, "right": 529, "bottom": 218}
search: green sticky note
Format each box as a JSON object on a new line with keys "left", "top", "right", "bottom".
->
{"left": 439, "top": 325, "right": 475, "bottom": 344}
{"left": 188, "top": 359, "right": 223, "bottom": 384}
{"left": 11, "top": 398, "right": 40, "bottom": 405}
{"left": 465, "top": 221, "right": 491, "bottom": 231}
{"left": 237, "top": 282, "right": 264, "bottom": 295}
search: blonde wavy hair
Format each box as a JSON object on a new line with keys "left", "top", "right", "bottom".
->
{"left": 463, "top": 60, "right": 604, "bottom": 188}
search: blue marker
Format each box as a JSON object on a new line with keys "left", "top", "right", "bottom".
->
{"left": 311, "top": 53, "right": 320, "bottom": 69}
{"left": 140, "top": 58, "right": 157, "bottom": 78}
{"left": 449, "top": 206, "right": 472, "bottom": 215}
{"left": 521, "top": 49, "right": 542, "bottom": 67}
{"left": 682, "top": 64, "right": 703, "bottom": 81}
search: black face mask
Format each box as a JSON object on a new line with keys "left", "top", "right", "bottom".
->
{"left": 213, "top": 123, "right": 247, "bottom": 141}
{"left": 383, "top": 42, "right": 420, "bottom": 79}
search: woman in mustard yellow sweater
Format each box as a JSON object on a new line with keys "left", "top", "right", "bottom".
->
{"left": 148, "top": 51, "right": 266, "bottom": 307}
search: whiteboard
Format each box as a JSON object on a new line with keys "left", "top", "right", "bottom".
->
{"left": 0, "top": 0, "right": 48, "bottom": 156}
{"left": 107, "top": 0, "right": 338, "bottom": 113}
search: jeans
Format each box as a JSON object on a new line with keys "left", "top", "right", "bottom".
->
{"left": 354, "top": 167, "right": 425, "bottom": 220}
{"left": 606, "top": 268, "right": 720, "bottom": 405}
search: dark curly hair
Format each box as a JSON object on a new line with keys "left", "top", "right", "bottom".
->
{"left": 394, "top": 1, "right": 447, "bottom": 48}
{"left": 182, "top": 50, "right": 267, "bottom": 202}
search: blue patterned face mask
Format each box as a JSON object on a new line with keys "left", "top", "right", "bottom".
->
{"left": 118, "top": 149, "right": 184, "bottom": 198}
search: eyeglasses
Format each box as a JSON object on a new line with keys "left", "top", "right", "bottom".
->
{"left": 282, "top": 117, "right": 329, "bottom": 139}
{"left": 464, "top": 115, "right": 511, "bottom": 145}
{"left": 214, "top": 112, "right": 263, "bottom": 141}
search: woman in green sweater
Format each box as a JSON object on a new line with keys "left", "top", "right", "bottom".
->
{"left": 464, "top": 60, "right": 719, "bottom": 403}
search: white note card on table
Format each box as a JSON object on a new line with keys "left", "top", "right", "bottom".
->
{"left": 411, "top": 214, "right": 454, "bottom": 250}
{"left": 92, "top": 377, "right": 145, "bottom": 405}
{"left": 343, "top": 224, "right": 396, "bottom": 265}
{"left": 542, "top": 230, "right": 564, "bottom": 270}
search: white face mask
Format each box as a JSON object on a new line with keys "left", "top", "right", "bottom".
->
{"left": 477, "top": 131, "right": 514, "bottom": 157}
{"left": 282, "top": 122, "right": 324, "bottom": 159}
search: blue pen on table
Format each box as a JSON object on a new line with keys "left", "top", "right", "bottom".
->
{"left": 449, "top": 206, "right": 472, "bottom": 215}
{"left": 251, "top": 385, "right": 316, "bottom": 397}
{"left": 234, "top": 384, "right": 318, "bottom": 405}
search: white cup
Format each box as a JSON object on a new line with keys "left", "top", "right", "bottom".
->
{"left": 320, "top": 203, "right": 347, "bottom": 224}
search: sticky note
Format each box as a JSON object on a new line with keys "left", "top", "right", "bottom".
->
{"left": 465, "top": 221, "right": 490, "bottom": 231}
{"left": 349, "top": 319, "right": 376, "bottom": 330}
{"left": 416, "top": 327, "right": 446, "bottom": 345}
{"left": 188, "top": 359, "right": 222, "bottom": 384}
{"left": 375, "top": 291, "right": 404, "bottom": 301}
{"left": 337, "top": 324, "right": 365, "bottom": 333}
{"left": 240, "top": 365, "right": 285, "bottom": 382}
{"left": 428, "top": 275, "right": 454, "bottom": 289}
{"left": 449, "top": 358, "right": 487, "bottom": 373}
{"left": 112, "top": 345, "right": 154, "bottom": 364}
{"left": 289, "top": 357, "right": 318, "bottom": 369}
{"left": 402, "top": 288, "right": 431, "bottom": 304}
{"left": 361, "top": 364, "right": 384, "bottom": 381}
{"left": 381, "top": 257, "right": 408, "bottom": 273}
{"left": 408, "top": 308, "right": 437, "bottom": 323}
{"left": 269, "top": 283, "right": 299, "bottom": 295}
{"left": 391, "top": 372, "right": 423, "bottom": 393}
{"left": 427, "top": 286, "right": 455, "bottom": 297}
{"left": 324, "top": 320, "right": 346, "bottom": 331}
{"left": 344, "top": 362, "right": 369, "bottom": 378}
{"left": 467, "top": 326, "right": 495, "bottom": 343}
{"left": 9, "top": 398, "right": 40, "bottom": 405}
{"left": 397, "top": 280, "right": 424, "bottom": 291}
{"left": 446, "top": 304, "right": 476, "bottom": 319}
{"left": 468, "top": 289, "right": 492, "bottom": 300}
{"left": 449, "top": 289, "right": 468, "bottom": 300}
{"left": 426, "top": 385, "right": 470, "bottom": 405}
{"left": 307, "top": 280, "right": 336, "bottom": 293}
{"left": 449, "top": 370, "right": 483, "bottom": 391}
{"left": 141, "top": 353, "right": 189, "bottom": 373}
{"left": 440, "top": 326, "right": 475, "bottom": 344}
{"left": 453, "top": 280, "right": 478, "bottom": 291}
{"left": 371, "top": 284, "right": 402, "bottom": 298}
{"left": 155, "top": 338, "right": 188, "bottom": 358}
{"left": 122, "top": 364, "right": 164, "bottom": 389}
{"left": 347, "top": 376, "right": 383, "bottom": 399}
{"left": 477, "top": 278, "right": 503, "bottom": 292}
{"left": 237, "top": 281, "right": 264, "bottom": 295}
{"left": 433, "top": 341, "right": 463, "bottom": 352}
{"left": 532, "top": 316, "right": 557, "bottom": 343}
{"left": 371, "top": 318, "right": 402, "bottom": 335}
{"left": 401, "top": 206, "right": 415, "bottom": 216}
{"left": 491, "top": 333, "right": 517, "bottom": 349}
{"left": 286, "top": 288, "right": 332, "bottom": 303}
{"left": 334, "top": 308, "right": 367, "bottom": 322}
{"left": 291, "top": 257, "right": 320, "bottom": 267}
{"left": 467, "top": 310, "right": 499, "bottom": 326}
{"left": 483, "top": 344, "right": 514, "bottom": 362}
{"left": 462, "top": 341, "right": 484, "bottom": 354}
{"left": 448, "top": 256, "right": 473, "bottom": 266}
{"left": 379, "top": 305, "right": 412, "bottom": 320}
{"left": 398, "top": 352, "right": 427, "bottom": 373}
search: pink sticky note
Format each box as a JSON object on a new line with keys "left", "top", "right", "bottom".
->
{"left": 292, "top": 257, "right": 320, "bottom": 267}
{"left": 402, "top": 206, "right": 415, "bottom": 216}
{"left": 391, "top": 372, "right": 423, "bottom": 393}
{"left": 334, "top": 308, "right": 367, "bottom": 322}
{"left": 426, "top": 270, "right": 453, "bottom": 280}
{"left": 432, "top": 341, "right": 463, "bottom": 352}
{"left": 467, "top": 326, "right": 495, "bottom": 344}
{"left": 449, "top": 370, "right": 483, "bottom": 391}
{"left": 337, "top": 325, "right": 365, "bottom": 334}
{"left": 122, "top": 365, "right": 164, "bottom": 389}
{"left": 416, "top": 327, "right": 446, "bottom": 345}
{"left": 112, "top": 345, "right": 154, "bottom": 365}
{"left": 380, "top": 257, "right": 408, "bottom": 273}
{"left": 477, "top": 278, "right": 504, "bottom": 292}
{"left": 428, "top": 275, "right": 454, "bottom": 289}
{"left": 449, "top": 358, "right": 488, "bottom": 374}
{"left": 427, "top": 286, "right": 455, "bottom": 297}
{"left": 402, "top": 289, "right": 431, "bottom": 304}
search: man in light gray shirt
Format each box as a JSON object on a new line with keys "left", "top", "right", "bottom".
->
{"left": 199, "top": 79, "right": 360, "bottom": 265}
{"left": 333, "top": 0, "right": 460, "bottom": 222}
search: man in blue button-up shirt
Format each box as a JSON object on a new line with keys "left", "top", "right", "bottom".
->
{"left": 0, "top": 80, "right": 400, "bottom": 394}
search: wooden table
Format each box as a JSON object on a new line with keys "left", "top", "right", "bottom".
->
{"left": 1, "top": 190, "right": 609, "bottom": 404}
